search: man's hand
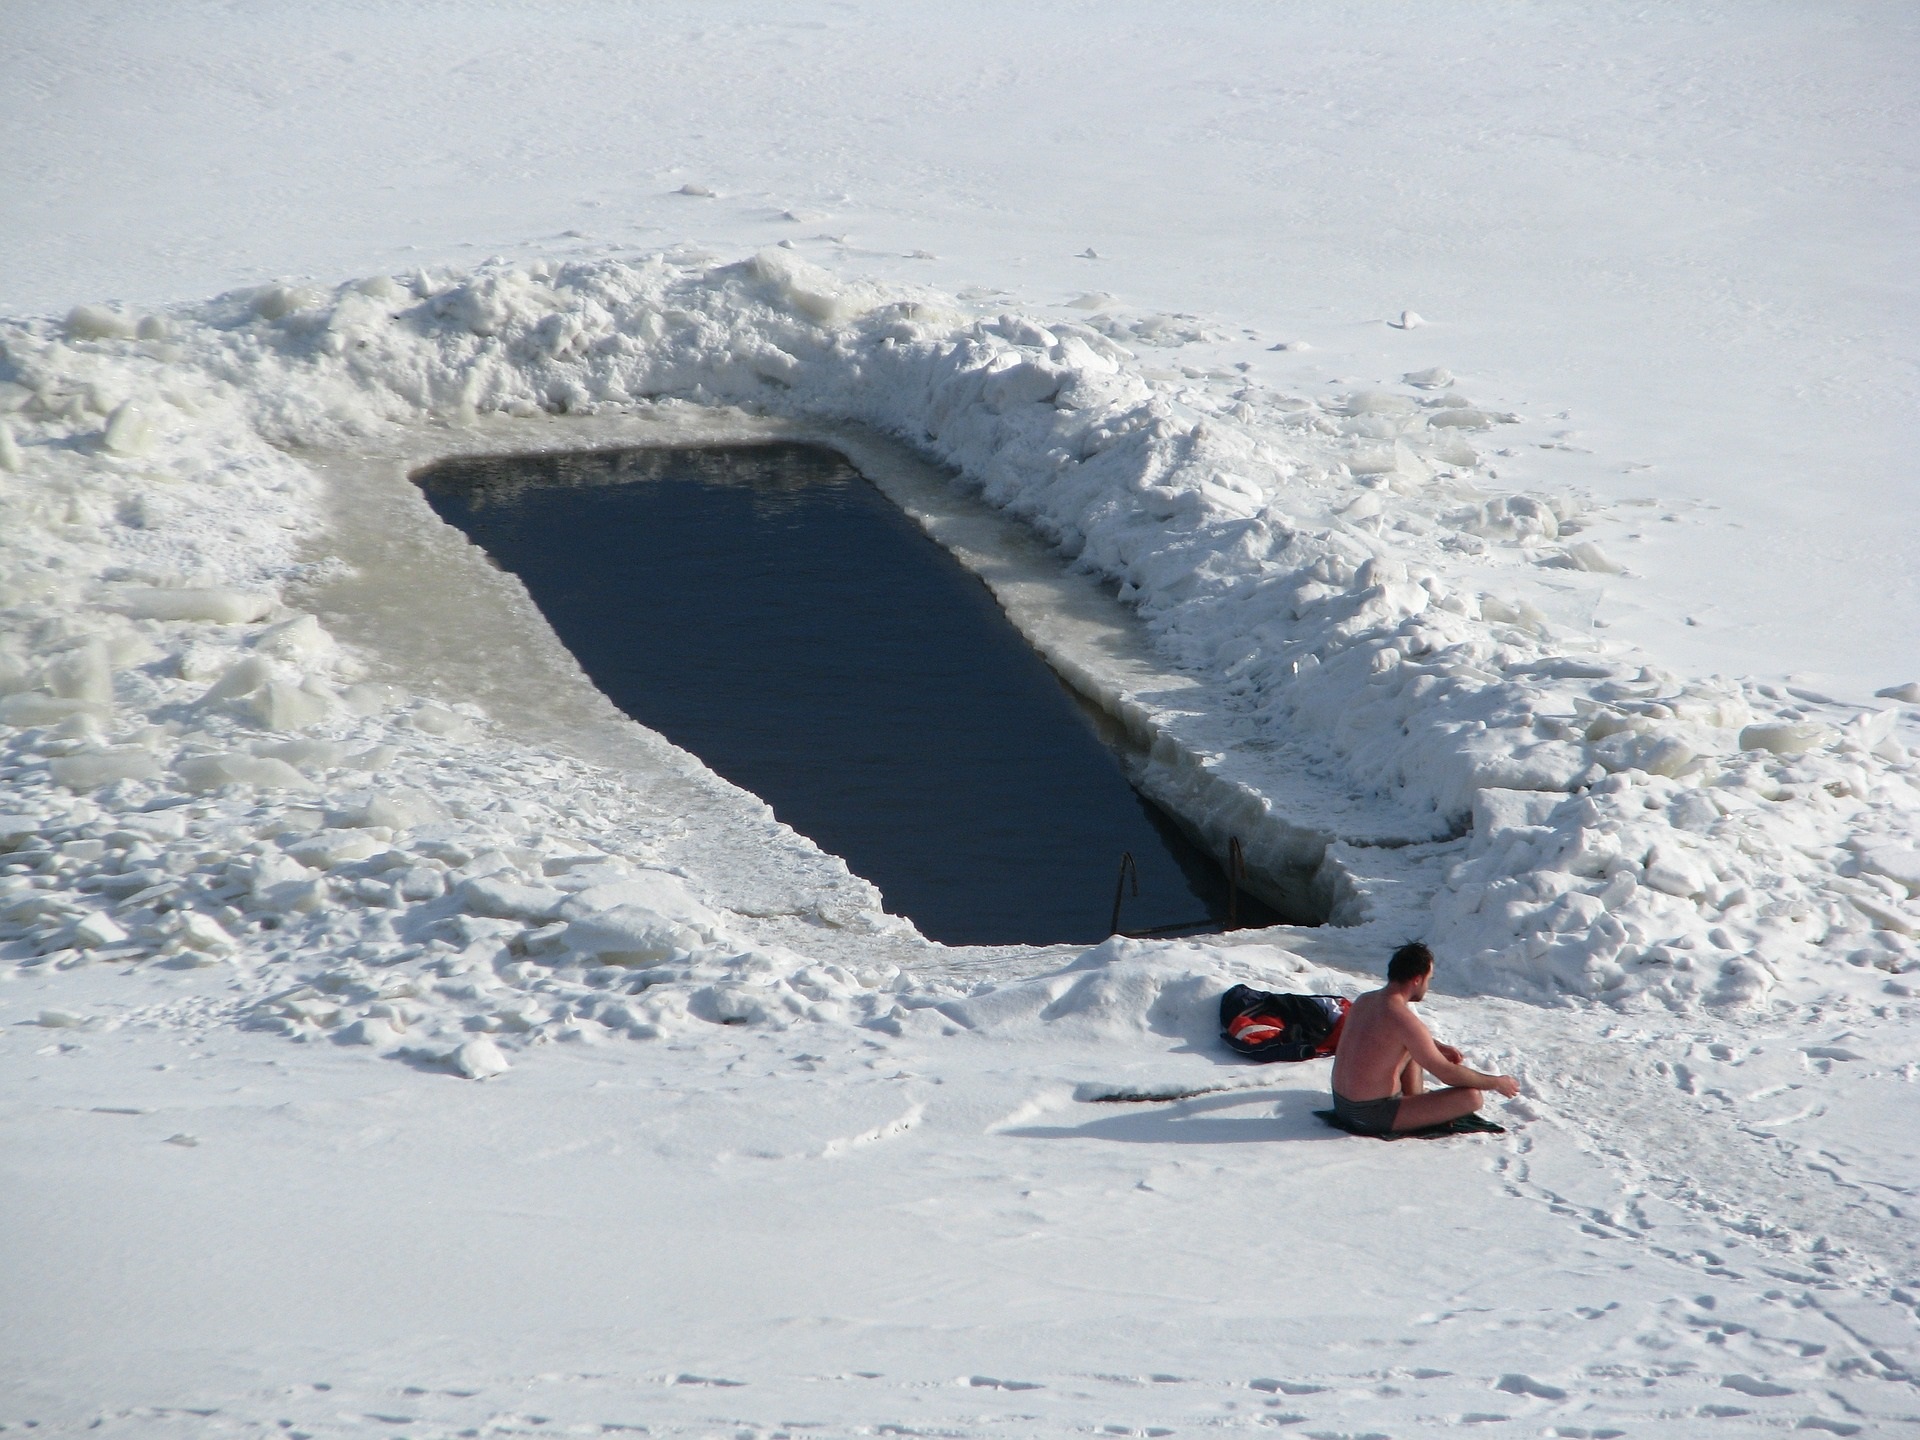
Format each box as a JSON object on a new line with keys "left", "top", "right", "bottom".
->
{"left": 1487, "top": 1074, "right": 1520, "bottom": 1099}
{"left": 1436, "top": 1043, "right": 1463, "bottom": 1064}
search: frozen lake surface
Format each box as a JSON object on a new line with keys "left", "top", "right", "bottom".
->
{"left": 418, "top": 442, "right": 1284, "bottom": 944}
{"left": 4, "top": 5, "right": 1917, "bottom": 1435}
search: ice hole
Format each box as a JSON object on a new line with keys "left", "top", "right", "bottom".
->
{"left": 415, "top": 442, "right": 1320, "bottom": 945}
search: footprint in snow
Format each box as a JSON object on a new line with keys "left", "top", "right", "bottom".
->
{"left": 1494, "top": 1373, "right": 1568, "bottom": 1400}
{"left": 1720, "top": 1374, "right": 1795, "bottom": 1397}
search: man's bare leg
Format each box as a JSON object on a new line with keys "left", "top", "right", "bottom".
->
{"left": 1398, "top": 1057, "right": 1425, "bottom": 1097}
{"left": 1390, "top": 1085, "right": 1484, "bottom": 1131}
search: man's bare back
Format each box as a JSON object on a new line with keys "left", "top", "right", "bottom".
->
{"left": 1328, "top": 943, "right": 1518, "bottom": 1133}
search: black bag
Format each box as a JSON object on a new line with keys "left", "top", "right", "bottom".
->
{"left": 1219, "top": 984, "right": 1350, "bottom": 1061}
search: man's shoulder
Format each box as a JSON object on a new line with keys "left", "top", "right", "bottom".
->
{"left": 1377, "top": 990, "right": 1428, "bottom": 1027}
{"left": 1390, "top": 997, "right": 1434, "bottom": 1034}
{"left": 1345, "top": 988, "right": 1387, "bottom": 1020}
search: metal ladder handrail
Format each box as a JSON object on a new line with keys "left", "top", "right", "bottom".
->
{"left": 1108, "top": 837, "right": 1247, "bottom": 939}
{"left": 1108, "top": 850, "right": 1138, "bottom": 937}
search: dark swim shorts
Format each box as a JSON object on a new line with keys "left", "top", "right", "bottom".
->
{"left": 1332, "top": 1090, "right": 1401, "bottom": 1135}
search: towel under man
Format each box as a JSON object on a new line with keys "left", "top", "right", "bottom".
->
{"left": 1328, "top": 942, "right": 1519, "bottom": 1135}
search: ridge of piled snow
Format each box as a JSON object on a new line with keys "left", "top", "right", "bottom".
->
{"left": 2, "top": 249, "right": 1917, "bottom": 1053}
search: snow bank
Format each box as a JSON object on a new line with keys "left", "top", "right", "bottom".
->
{"left": 2, "top": 250, "right": 1917, "bottom": 1059}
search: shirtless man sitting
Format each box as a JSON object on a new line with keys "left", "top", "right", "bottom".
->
{"left": 1328, "top": 942, "right": 1519, "bottom": 1134}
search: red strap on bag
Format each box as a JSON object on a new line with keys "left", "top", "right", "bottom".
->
{"left": 1227, "top": 1012, "right": 1288, "bottom": 1046}
{"left": 1228, "top": 996, "right": 1351, "bottom": 1055}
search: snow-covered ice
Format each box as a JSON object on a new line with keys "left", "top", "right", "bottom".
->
{"left": 3, "top": 4, "right": 1918, "bottom": 1436}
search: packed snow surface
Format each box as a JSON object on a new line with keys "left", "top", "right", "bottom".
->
{"left": 9, "top": 0, "right": 1918, "bottom": 698}
{"left": 3, "top": 3, "right": 1918, "bottom": 1437}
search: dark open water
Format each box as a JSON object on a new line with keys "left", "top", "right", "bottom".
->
{"left": 416, "top": 443, "right": 1290, "bottom": 945}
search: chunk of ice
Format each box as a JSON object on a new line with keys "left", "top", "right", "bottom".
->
{"left": 102, "top": 401, "right": 158, "bottom": 457}
{"left": 253, "top": 613, "right": 334, "bottom": 662}
{"left": 175, "top": 752, "right": 315, "bottom": 793}
{"left": 250, "top": 284, "right": 326, "bottom": 320}
{"left": 344, "top": 791, "right": 449, "bottom": 832}
{"left": 285, "top": 830, "right": 384, "bottom": 870}
{"left": 749, "top": 247, "right": 879, "bottom": 326}
{"left": 395, "top": 866, "right": 445, "bottom": 901}
{"left": 459, "top": 876, "right": 567, "bottom": 923}
{"left": 65, "top": 305, "right": 138, "bottom": 341}
{"left": 1856, "top": 845, "right": 1920, "bottom": 893}
{"left": 0, "top": 694, "right": 104, "bottom": 726}
{"left": 176, "top": 911, "right": 236, "bottom": 953}
{"left": 114, "top": 588, "right": 275, "bottom": 624}
{"left": 1562, "top": 541, "right": 1622, "bottom": 574}
{"left": 254, "top": 738, "right": 346, "bottom": 770}
{"left": 251, "top": 681, "right": 331, "bottom": 731}
{"left": 1429, "top": 408, "right": 1498, "bottom": 430}
{"left": 1738, "top": 722, "right": 1832, "bottom": 756}
{"left": 49, "top": 750, "right": 163, "bottom": 790}
{"left": 1342, "top": 390, "right": 1420, "bottom": 416}
{"left": 73, "top": 912, "right": 131, "bottom": 948}
{"left": 449, "top": 1036, "right": 510, "bottom": 1079}
{"left": 336, "top": 1017, "right": 404, "bottom": 1047}
{"left": 1645, "top": 844, "right": 1715, "bottom": 898}
{"left": 410, "top": 704, "right": 475, "bottom": 740}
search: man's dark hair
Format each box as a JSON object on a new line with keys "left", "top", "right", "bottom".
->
{"left": 1387, "top": 942, "right": 1435, "bottom": 983}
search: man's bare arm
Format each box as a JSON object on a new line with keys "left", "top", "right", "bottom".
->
{"left": 1394, "top": 1008, "right": 1519, "bottom": 1096}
